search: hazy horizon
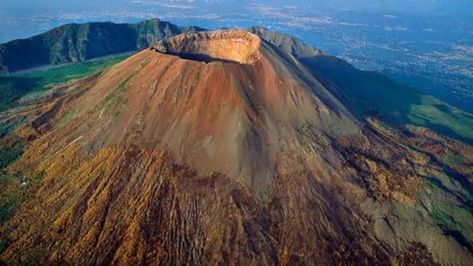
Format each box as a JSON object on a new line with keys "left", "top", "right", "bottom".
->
{"left": 1, "top": 2, "right": 473, "bottom": 264}
{"left": 1, "top": 0, "right": 472, "bottom": 112}
{"left": 1, "top": 0, "right": 472, "bottom": 43}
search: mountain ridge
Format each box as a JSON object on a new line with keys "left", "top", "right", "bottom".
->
{"left": 0, "top": 28, "right": 472, "bottom": 265}
{"left": 0, "top": 19, "right": 203, "bottom": 73}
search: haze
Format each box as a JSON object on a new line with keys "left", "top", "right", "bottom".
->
{"left": 0, "top": 0, "right": 472, "bottom": 111}
{"left": 1, "top": 0, "right": 472, "bottom": 15}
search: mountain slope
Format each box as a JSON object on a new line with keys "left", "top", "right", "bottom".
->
{"left": 301, "top": 55, "right": 473, "bottom": 145}
{"left": 0, "top": 29, "right": 472, "bottom": 265}
{"left": 0, "top": 19, "right": 202, "bottom": 73}
{"left": 0, "top": 54, "right": 130, "bottom": 112}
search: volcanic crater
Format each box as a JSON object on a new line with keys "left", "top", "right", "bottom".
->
{"left": 151, "top": 29, "right": 261, "bottom": 64}
{"left": 1, "top": 26, "right": 473, "bottom": 266}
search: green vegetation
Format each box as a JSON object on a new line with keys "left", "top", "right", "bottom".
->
{"left": 33, "top": 171, "right": 46, "bottom": 181}
{"left": 0, "top": 129, "right": 26, "bottom": 225}
{"left": 0, "top": 172, "right": 20, "bottom": 224}
{"left": 0, "top": 239, "right": 7, "bottom": 254}
{"left": 430, "top": 203, "right": 473, "bottom": 252}
{"left": 0, "top": 54, "right": 130, "bottom": 112}
{"left": 425, "top": 176, "right": 473, "bottom": 253}
{"left": 262, "top": 184, "right": 274, "bottom": 201}
{"left": 407, "top": 96, "right": 473, "bottom": 143}
{"left": 0, "top": 18, "right": 191, "bottom": 73}
{"left": 0, "top": 141, "right": 25, "bottom": 169}
{"left": 0, "top": 53, "right": 130, "bottom": 226}
{"left": 54, "top": 108, "right": 80, "bottom": 129}
{"left": 0, "top": 170, "right": 47, "bottom": 225}
{"left": 95, "top": 71, "right": 134, "bottom": 114}
{"left": 96, "top": 57, "right": 149, "bottom": 115}
{"left": 442, "top": 152, "right": 466, "bottom": 168}
{"left": 303, "top": 56, "right": 473, "bottom": 145}
{"left": 296, "top": 122, "right": 315, "bottom": 151}
{"left": 0, "top": 119, "right": 19, "bottom": 139}
{"left": 0, "top": 192, "right": 19, "bottom": 223}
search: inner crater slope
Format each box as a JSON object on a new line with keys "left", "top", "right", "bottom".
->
{"left": 151, "top": 29, "right": 261, "bottom": 64}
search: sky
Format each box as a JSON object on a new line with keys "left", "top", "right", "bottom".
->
{"left": 1, "top": 0, "right": 472, "bottom": 16}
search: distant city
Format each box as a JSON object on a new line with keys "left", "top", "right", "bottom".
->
{"left": 1, "top": 2, "right": 473, "bottom": 264}
{"left": 1, "top": 0, "right": 472, "bottom": 111}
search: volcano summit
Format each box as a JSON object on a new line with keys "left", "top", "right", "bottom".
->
{"left": 0, "top": 28, "right": 472, "bottom": 265}
{"left": 152, "top": 30, "right": 261, "bottom": 64}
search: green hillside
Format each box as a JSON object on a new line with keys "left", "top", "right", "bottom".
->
{"left": 0, "top": 19, "right": 202, "bottom": 73}
{"left": 303, "top": 55, "right": 473, "bottom": 144}
{"left": 0, "top": 54, "right": 130, "bottom": 112}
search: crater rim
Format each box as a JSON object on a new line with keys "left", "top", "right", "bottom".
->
{"left": 151, "top": 29, "right": 261, "bottom": 64}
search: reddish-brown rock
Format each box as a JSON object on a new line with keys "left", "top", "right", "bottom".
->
{"left": 0, "top": 29, "right": 472, "bottom": 265}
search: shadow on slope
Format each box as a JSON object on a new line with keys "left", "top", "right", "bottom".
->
{"left": 0, "top": 76, "right": 38, "bottom": 112}
{"left": 302, "top": 55, "right": 473, "bottom": 145}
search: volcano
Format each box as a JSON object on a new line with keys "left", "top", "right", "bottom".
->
{"left": 1, "top": 29, "right": 472, "bottom": 265}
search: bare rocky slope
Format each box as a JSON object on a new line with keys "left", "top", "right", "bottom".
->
{"left": 0, "top": 29, "right": 472, "bottom": 265}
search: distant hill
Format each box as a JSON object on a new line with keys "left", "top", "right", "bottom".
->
{"left": 249, "top": 26, "right": 322, "bottom": 58}
{"left": 0, "top": 19, "right": 203, "bottom": 73}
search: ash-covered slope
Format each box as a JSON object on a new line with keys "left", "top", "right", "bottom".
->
{"left": 1, "top": 29, "right": 472, "bottom": 265}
